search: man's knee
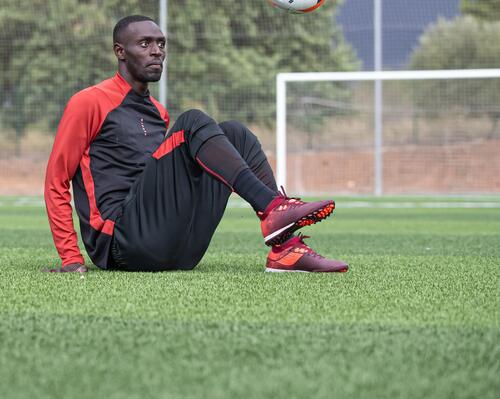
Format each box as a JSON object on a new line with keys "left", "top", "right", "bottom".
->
{"left": 176, "top": 109, "right": 212, "bottom": 129}
{"left": 173, "top": 109, "right": 224, "bottom": 156}
{"left": 219, "top": 120, "right": 260, "bottom": 148}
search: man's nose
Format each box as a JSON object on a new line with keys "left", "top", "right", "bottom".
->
{"left": 150, "top": 43, "right": 163, "bottom": 56}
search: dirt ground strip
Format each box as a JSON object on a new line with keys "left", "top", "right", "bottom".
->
{"left": 1, "top": 139, "right": 499, "bottom": 196}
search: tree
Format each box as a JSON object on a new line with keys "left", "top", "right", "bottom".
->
{"left": 409, "top": 16, "right": 500, "bottom": 139}
{"left": 166, "top": 0, "right": 358, "bottom": 125}
{"left": 0, "top": 0, "right": 359, "bottom": 151}
{"left": 0, "top": 0, "right": 40, "bottom": 155}
{"left": 0, "top": 0, "right": 119, "bottom": 154}
{"left": 462, "top": 0, "right": 500, "bottom": 21}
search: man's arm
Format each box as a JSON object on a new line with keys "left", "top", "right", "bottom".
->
{"left": 44, "top": 92, "right": 98, "bottom": 271}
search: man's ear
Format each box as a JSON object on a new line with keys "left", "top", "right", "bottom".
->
{"left": 114, "top": 43, "right": 126, "bottom": 61}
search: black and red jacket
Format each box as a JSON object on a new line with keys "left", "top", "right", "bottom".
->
{"left": 45, "top": 73, "right": 170, "bottom": 268}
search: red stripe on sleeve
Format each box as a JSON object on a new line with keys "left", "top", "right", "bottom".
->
{"left": 45, "top": 75, "right": 131, "bottom": 267}
{"left": 45, "top": 74, "right": 131, "bottom": 266}
{"left": 44, "top": 84, "right": 122, "bottom": 266}
{"left": 45, "top": 91, "right": 102, "bottom": 266}
{"left": 79, "top": 150, "right": 115, "bottom": 236}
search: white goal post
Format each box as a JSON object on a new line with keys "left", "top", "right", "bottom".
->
{"left": 276, "top": 69, "right": 500, "bottom": 195}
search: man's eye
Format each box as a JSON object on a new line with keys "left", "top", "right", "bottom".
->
{"left": 140, "top": 41, "right": 148, "bottom": 48}
{"left": 158, "top": 42, "right": 166, "bottom": 49}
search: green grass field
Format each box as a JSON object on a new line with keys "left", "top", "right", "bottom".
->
{"left": 1, "top": 196, "right": 499, "bottom": 399}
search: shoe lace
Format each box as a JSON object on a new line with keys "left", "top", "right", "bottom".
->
{"left": 277, "top": 186, "right": 305, "bottom": 206}
{"left": 258, "top": 186, "right": 306, "bottom": 219}
{"left": 293, "top": 233, "right": 324, "bottom": 259}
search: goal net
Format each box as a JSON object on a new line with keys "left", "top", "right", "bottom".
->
{"left": 276, "top": 69, "right": 500, "bottom": 195}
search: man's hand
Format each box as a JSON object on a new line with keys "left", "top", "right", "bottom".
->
{"left": 42, "top": 263, "right": 88, "bottom": 273}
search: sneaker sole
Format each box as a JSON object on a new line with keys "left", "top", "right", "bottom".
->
{"left": 265, "top": 268, "right": 309, "bottom": 273}
{"left": 264, "top": 202, "right": 335, "bottom": 246}
{"left": 265, "top": 267, "right": 349, "bottom": 273}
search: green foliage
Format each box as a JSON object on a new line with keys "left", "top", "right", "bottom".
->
{"left": 408, "top": 16, "right": 500, "bottom": 133}
{"left": 0, "top": 0, "right": 117, "bottom": 143}
{"left": 462, "top": 0, "right": 500, "bottom": 21}
{"left": 0, "top": 0, "right": 358, "bottom": 142}
{"left": 410, "top": 16, "right": 500, "bottom": 70}
{"left": 166, "top": 0, "right": 358, "bottom": 124}
{"left": 0, "top": 0, "right": 40, "bottom": 151}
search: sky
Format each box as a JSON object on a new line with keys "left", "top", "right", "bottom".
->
{"left": 336, "top": 0, "right": 461, "bottom": 70}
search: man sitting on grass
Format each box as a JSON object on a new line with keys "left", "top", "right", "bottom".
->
{"left": 44, "top": 15, "right": 348, "bottom": 273}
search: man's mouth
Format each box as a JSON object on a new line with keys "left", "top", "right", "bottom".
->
{"left": 147, "top": 62, "right": 163, "bottom": 70}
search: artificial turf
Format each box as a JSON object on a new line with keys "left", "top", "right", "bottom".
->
{"left": 0, "top": 196, "right": 499, "bottom": 399}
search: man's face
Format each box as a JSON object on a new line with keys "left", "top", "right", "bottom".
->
{"left": 116, "top": 21, "right": 166, "bottom": 83}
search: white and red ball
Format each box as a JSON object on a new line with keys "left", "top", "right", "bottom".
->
{"left": 269, "top": 0, "right": 326, "bottom": 13}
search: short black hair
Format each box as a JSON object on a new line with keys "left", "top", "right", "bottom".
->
{"left": 113, "top": 15, "right": 156, "bottom": 43}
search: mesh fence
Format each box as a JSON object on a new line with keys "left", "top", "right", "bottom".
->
{"left": 0, "top": 0, "right": 354, "bottom": 194}
{"left": 0, "top": 0, "right": 499, "bottom": 195}
{"left": 285, "top": 77, "right": 500, "bottom": 195}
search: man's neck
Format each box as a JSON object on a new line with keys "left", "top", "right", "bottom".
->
{"left": 118, "top": 67, "right": 148, "bottom": 95}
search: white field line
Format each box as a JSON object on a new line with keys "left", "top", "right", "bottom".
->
{"left": 1, "top": 198, "right": 500, "bottom": 209}
{"left": 340, "top": 201, "right": 500, "bottom": 209}
{"left": 226, "top": 200, "right": 500, "bottom": 209}
{"left": 0, "top": 198, "right": 46, "bottom": 207}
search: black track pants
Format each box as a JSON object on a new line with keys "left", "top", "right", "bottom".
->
{"left": 111, "top": 109, "right": 275, "bottom": 271}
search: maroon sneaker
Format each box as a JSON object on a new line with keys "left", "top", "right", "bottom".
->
{"left": 265, "top": 235, "right": 348, "bottom": 273}
{"left": 258, "top": 188, "right": 335, "bottom": 246}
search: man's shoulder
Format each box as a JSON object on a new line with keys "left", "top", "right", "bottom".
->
{"left": 67, "top": 76, "right": 129, "bottom": 112}
{"left": 68, "top": 85, "right": 100, "bottom": 106}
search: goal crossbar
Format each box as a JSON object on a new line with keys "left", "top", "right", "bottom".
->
{"left": 276, "top": 69, "right": 500, "bottom": 193}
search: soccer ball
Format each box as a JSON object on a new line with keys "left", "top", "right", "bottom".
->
{"left": 269, "top": 0, "right": 326, "bottom": 13}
